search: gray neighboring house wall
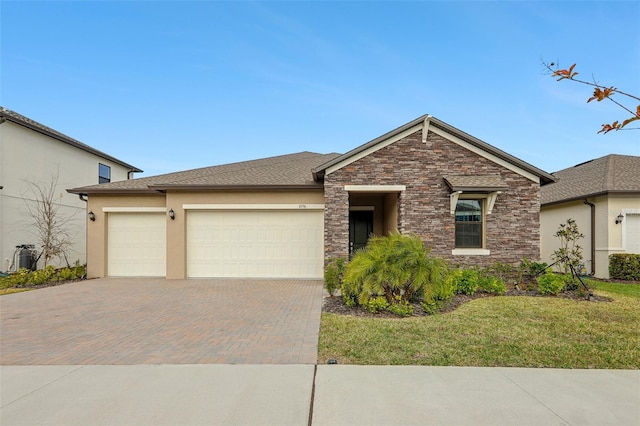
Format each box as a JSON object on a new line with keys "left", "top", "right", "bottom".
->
{"left": 541, "top": 154, "right": 640, "bottom": 278}
{"left": 0, "top": 107, "right": 141, "bottom": 271}
{"left": 70, "top": 114, "right": 555, "bottom": 279}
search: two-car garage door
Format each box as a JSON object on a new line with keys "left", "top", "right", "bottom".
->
{"left": 186, "top": 210, "right": 324, "bottom": 278}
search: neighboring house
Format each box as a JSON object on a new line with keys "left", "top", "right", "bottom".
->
{"left": 0, "top": 107, "right": 142, "bottom": 271}
{"left": 541, "top": 154, "right": 640, "bottom": 279}
{"left": 68, "top": 115, "right": 555, "bottom": 279}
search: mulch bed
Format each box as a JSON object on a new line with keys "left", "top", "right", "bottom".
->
{"left": 322, "top": 287, "right": 613, "bottom": 319}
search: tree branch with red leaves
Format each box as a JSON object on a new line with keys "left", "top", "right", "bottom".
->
{"left": 543, "top": 60, "right": 640, "bottom": 134}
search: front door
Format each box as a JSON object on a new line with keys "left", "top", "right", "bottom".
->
{"left": 349, "top": 210, "right": 373, "bottom": 255}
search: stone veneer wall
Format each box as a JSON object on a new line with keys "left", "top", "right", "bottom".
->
{"left": 324, "top": 129, "right": 541, "bottom": 268}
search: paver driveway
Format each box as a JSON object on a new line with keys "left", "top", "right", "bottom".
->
{"left": 0, "top": 278, "right": 325, "bottom": 365}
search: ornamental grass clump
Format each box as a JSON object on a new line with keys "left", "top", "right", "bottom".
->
{"left": 341, "top": 233, "right": 450, "bottom": 315}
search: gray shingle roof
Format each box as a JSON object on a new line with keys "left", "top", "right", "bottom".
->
{"left": 69, "top": 151, "right": 341, "bottom": 193}
{"left": 443, "top": 175, "right": 509, "bottom": 192}
{"left": 541, "top": 154, "right": 640, "bottom": 205}
{"left": 0, "top": 107, "right": 142, "bottom": 173}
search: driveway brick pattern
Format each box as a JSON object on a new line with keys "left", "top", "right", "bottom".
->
{"left": 0, "top": 278, "right": 324, "bottom": 365}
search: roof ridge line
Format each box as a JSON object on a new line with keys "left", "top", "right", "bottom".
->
{"left": 605, "top": 155, "right": 616, "bottom": 191}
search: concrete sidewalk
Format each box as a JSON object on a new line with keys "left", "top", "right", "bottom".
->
{"left": 1, "top": 365, "right": 638, "bottom": 426}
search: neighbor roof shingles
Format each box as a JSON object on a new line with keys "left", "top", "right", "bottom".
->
{"left": 541, "top": 154, "right": 640, "bottom": 205}
{"left": 69, "top": 151, "right": 342, "bottom": 193}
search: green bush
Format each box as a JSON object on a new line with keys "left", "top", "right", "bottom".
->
{"left": 364, "top": 296, "right": 389, "bottom": 313}
{"left": 478, "top": 275, "right": 507, "bottom": 295}
{"left": 420, "top": 271, "right": 457, "bottom": 314}
{"left": 536, "top": 270, "right": 566, "bottom": 295}
{"left": 324, "top": 257, "right": 346, "bottom": 297}
{"left": 0, "top": 264, "right": 86, "bottom": 289}
{"left": 483, "top": 262, "right": 515, "bottom": 284}
{"left": 387, "top": 298, "right": 414, "bottom": 317}
{"left": 452, "top": 268, "right": 479, "bottom": 295}
{"left": 609, "top": 254, "right": 640, "bottom": 281}
{"left": 343, "top": 233, "right": 449, "bottom": 306}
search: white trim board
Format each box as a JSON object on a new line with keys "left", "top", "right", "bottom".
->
{"left": 344, "top": 185, "right": 406, "bottom": 192}
{"left": 182, "top": 204, "right": 324, "bottom": 211}
{"left": 103, "top": 207, "right": 167, "bottom": 213}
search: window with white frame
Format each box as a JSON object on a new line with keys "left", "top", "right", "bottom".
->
{"left": 455, "top": 199, "right": 483, "bottom": 248}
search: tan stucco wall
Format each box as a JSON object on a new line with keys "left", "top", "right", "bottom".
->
{"left": 541, "top": 193, "right": 640, "bottom": 278}
{"left": 86, "top": 190, "right": 324, "bottom": 279}
{"left": 0, "top": 121, "right": 133, "bottom": 270}
{"left": 541, "top": 199, "right": 594, "bottom": 274}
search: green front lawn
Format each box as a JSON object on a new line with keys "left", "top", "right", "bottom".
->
{"left": 318, "top": 280, "right": 640, "bottom": 368}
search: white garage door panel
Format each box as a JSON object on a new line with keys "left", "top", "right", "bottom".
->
{"left": 626, "top": 214, "right": 640, "bottom": 253}
{"left": 187, "top": 210, "right": 323, "bottom": 278}
{"left": 108, "top": 213, "right": 166, "bottom": 277}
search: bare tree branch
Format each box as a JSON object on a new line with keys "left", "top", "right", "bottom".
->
{"left": 22, "top": 171, "right": 76, "bottom": 268}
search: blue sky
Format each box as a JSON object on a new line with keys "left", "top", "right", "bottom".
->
{"left": 2, "top": 1, "right": 639, "bottom": 177}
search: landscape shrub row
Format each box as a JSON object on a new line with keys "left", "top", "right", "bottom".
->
{"left": 609, "top": 254, "right": 640, "bottom": 281}
{"left": 0, "top": 263, "right": 86, "bottom": 288}
{"left": 324, "top": 234, "right": 580, "bottom": 317}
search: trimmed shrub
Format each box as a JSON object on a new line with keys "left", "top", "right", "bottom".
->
{"left": 0, "top": 263, "right": 86, "bottom": 288}
{"left": 517, "top": 258, "right": 548, "bottom": 283}
{"left": 609, "top": 254, "right": 640, "bottom": 281}
{"left": 536, "top": 270, "right": 566, "bottom": 295}
{"left": 452, "top": 268, "right": 480, "bottom": 295}
{"left": 387, "top": 298, "right": 414, "bottom": 317}
{"left": 365, "top": 296, "right": 389, "bottom": 314}
{"left": 324, "top": 257, "right": 346, "bottom": 297}
{"left": 478, "top": 275, "right": 507, "bottom": 295}
{"left": 421, "top": 272, "right": 457, "bottom": 314}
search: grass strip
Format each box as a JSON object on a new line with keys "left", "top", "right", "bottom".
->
{"left": 318, "top": 285, "right": 640, "bottom": 369}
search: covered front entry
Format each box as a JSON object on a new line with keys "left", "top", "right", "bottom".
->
{"left": 107, "top": 212, "right": 167, "bottom": 277}
{"left": 186, "top": 209, "right": 324, "bottom": 278}
{"left": 349, "top": 210, "right": 373, "bottom": 254}
{"left": 348, "top": 187, "right": 402, "bottom": 254}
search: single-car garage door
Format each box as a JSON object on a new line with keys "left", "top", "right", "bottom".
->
{"left": 626, "top": 213, "right": 640, "bottom": 253}
{"left": 187, "top": 210, "right": 324, "bottom": 278}
{"left": 108, "top": 212, "right": 166, "bottom": 277}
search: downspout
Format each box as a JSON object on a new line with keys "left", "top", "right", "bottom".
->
{"left": 583, "top": 199, "right": 595, "bottom": 275}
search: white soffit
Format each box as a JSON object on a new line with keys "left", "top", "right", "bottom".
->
{"left": 325, "top": 124, "right": 422, "bottom": 176}
{"left": 429, "top": 126, "right": 540, "bottom": 183}
{"left": 182, "top": 204, "right": 324, "bottom": 211}
{"left": 344, "top": 185, "right": 406, "bottom": 192}
{"left": 102, "top": 207, "right": 167, "bottom": 213}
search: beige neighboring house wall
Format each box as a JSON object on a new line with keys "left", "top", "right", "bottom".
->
{"left": 0, "top": 108, "right": 141, "bottom": 271}
{"left": 540, "top": 155, "right": 640, "bottom": 279}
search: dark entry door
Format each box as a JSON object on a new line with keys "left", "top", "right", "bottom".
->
{"left": 349, "top": 211, "right": 373, "bottom": 255}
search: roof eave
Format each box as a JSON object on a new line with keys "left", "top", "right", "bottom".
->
{"left": 146, "top": 184, "right": 325, "bottom": 192}
{"left": 1, "top": 110, "right": 143, "bottom": 173}
{"left": 448, "top": 186, "right": 510, "bottom": 193}
{"left": 312, "top": 115, "right": 429, "bottom": 175}
{"left": 312, "top": 114, "right": 556, "bottom": 184}
{"left": 66, "top": 188, "right": 162, "bottom": 195}
{"left": 541, "top": 190, "right": 640, "bottom": 207}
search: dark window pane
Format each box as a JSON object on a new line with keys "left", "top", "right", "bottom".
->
{"left": 455, "top": 199, "right": 482, "bottom": 248}
{"left": 99, "top": 163, "right": 111, "bottom": 184}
